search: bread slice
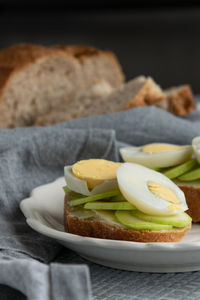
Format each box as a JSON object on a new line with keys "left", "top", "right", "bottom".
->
{"left": 35, "top": 80, "right": 115, "bottom": 126}
{"left": 35, "top": 76, "right": 165, "bottom": 126}
{"left": 64, "top": 194, "right": 190, "bottom": 243}
{"left": 177, "top": 183, "right": 200, "bottom": 223}
{"left": 35, "top": 77, "right": 196, "bottom": 127}
{"left": 156, "top": 85, "right": 195, "bottom": 116}
{"left": 0, "top": 43, "right": 124, "bottom": 128}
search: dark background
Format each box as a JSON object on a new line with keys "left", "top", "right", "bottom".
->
{"left": 0, "top": 1, "right": 200, "bottom": 92}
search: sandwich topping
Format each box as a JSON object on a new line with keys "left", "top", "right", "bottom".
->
{"left": 120, "top": 143, "right": 192, "bottom": 168}
{"left": 142, "top": 143, "right": 183, "bottom": 154}
{"left": 192, "top": 136, "right": 200, "bottom": 164}
{"left": 120, "top": 137, "right": 200, "bottom": 184}
{"left": 72, "top": 159, "right": 121, "bottom": 188}
{"left": 147, "top": 182, "right": 181, "bottom": 204}
{"left": 117, "top": 163, "right": 187, "bottom": 215}
{"left": 64, "top": 159, "right": 120, "bottom": 196}
{"left": 64, "top": 158, "right": 192, "bottom": 232}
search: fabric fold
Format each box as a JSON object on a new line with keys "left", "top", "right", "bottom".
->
{"left": 50, "top": 264, "right": 92, "bottom": 300}
{"left": 0, "top": 259, "right": 92, "bottom": 300}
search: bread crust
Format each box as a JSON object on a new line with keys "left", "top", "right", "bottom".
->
{"left": 178, "top": 185, "right": 200, "bottom": 223}
{"left": 0, "top": 43, "right": 124, "bottom": 127}
{"left": 122, "top": 77, "right": 165, "bottom": 110}
{"left": 53, "top": 45, "right": 124, "bottom": 83}
{"left": 64, "top": 194, "right": 190, "bottom": 243}
{"left": 156, "top": 85, "right": 195, "bottom": 116}
{"left": 0, "top": 43, "right": 124, "bottom": 100}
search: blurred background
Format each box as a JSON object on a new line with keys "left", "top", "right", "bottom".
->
{"left": 0, "top": 0, "right": 200, "bottom": 92}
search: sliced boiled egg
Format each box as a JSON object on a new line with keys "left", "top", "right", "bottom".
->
{"left": 64, "top": 159, "right": 121, "bottom": 196}
{"left": 120, "top": 143, "right": 192, "bottom": 169}
{"left": 192, "top": 136, "right": 200, "bottom": 164}
{"left": 117, "top": 163, "right": 188, "bottom": 215}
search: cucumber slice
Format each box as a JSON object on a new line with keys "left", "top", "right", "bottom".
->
{"left": 70, "top": 190, "right": 120, "bottom": 207}
{"left": 84, "top": 201, "right": 136, "bottom": 210}
{"left": 115, "top": 211, "right": 173, "bottom": 231}
{"left": 63, "top": 186, "right": 85, "bottom": 201}
{"left": 132, "top": 210, "right": 191, "bottom": 228}
{"left": 63, "top": 186, "right": 72, "bottom": 193}
{"left": 94, "top": 210, "right": 124, "bottom": 226}
{"left": 110, "top": 194, "right": 126, "bottom": 202}
{"left": 163, "top": 159, "right": 198, "bottom": 179}
{"left": 178, "top": 167, "right": 200, "bottom": 181}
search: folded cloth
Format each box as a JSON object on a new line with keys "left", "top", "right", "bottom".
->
{"left": 0, "top": 106, "right": 200, "bottom": 299}
{"left": 0, "top": 126, "right": 117, "bottom": 300}
{"left": 0, "top": 259, "right": 92, "bottom": 300}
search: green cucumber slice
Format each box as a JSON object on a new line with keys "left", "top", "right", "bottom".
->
{"left": 63, "top": 186, "right": 71, "bottom": 193}
{"left": 115, "top": 211, "right": 173, "bottom": 231}
{"left": 84, "top": 201, "right": 136, "bottom": 210}
{"left": 163, "top": 159, "right": 198, "bottom": 179}
{"left": 131, "top": 210, "right": 191, "bottom": 228}
{"left": 178, "top": 167, "right": 200, "bottom": 181}
{"left": 110, "top": 194, "right": 126, "bottom": 202}
{"left": 70, "top": 190, "right": 120, "bottom": 207}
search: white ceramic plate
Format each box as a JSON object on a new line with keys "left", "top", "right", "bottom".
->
{"left": 20, "top": 177, "right": 200, "bottom": 273}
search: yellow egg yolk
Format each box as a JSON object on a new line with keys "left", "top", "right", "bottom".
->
{"left": 72, "top": 159, "right": 122, "bottom": 188}
{"left": 142, "top": 143, "right": 183, "bottom": 154}
{"left": 148, "top": 181, "right": 181, "bottom": 210}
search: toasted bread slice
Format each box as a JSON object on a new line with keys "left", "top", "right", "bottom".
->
{"left": 64, "top": 194, "right": 190, "bottom": 243}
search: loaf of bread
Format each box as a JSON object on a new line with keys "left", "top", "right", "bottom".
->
{"left": 64, "top": 193, "right": 190, "bottom": 243}
{"left": 34, "top": 80, "right": 114, "bottom": 125}
{"left": 35, "top": 76, "right": 195, "bottom": 126}
{"left": 0, "top": 44, "right": 124, "bottom": 128}
{"left": 34, "top": 76, "right": 165, "bottom": 125}
{"left": 0, "top": 43, "right": 195, "bottom": 128}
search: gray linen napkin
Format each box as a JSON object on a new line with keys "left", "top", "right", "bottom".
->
{"left": 0, "top": 106, "right": 200, "bottom": 299}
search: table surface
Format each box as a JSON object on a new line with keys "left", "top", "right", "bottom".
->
{"left": 55, "top": 247, "right": 200, "bottom": 300}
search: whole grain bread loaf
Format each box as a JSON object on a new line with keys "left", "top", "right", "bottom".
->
{"left": 0, "top": 44, "right": 124, "bottom": 128}
{"left": 64, "top": 193, "right": 190, "bottom": 243}
{"left": 35, "top": 76, "right": 165, "bottom": 126}
{"left": 35, "top": 77, "right": 196, "bottom": 126}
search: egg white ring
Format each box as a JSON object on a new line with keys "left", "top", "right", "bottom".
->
{"left": 120, "top": 145, "right": 193, "bottom": 168}
{"left": 192, "top": 136, "right": 200, "bottom": 164}
{"left": 117, "top": 163, "right": 188, "bottom": 216}
{"left": 64, "top": 166, "right": 118, "bottom": 196}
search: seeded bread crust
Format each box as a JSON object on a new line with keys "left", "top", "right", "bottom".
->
{"left": 178, "top": 185, "right": 200, "bottom": 223}
{"left": 156, "top": 85, "right": 195, "bottom": 116}
{"left": 0, "top": 43, "right": 124, "bottom": 128}
{"left": 64, "top": 194, "right": 190, "bottom": 243}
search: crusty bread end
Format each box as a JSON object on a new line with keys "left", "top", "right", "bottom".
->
{"left": 156, "top": 85, "right": 195, "bottom": 116}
